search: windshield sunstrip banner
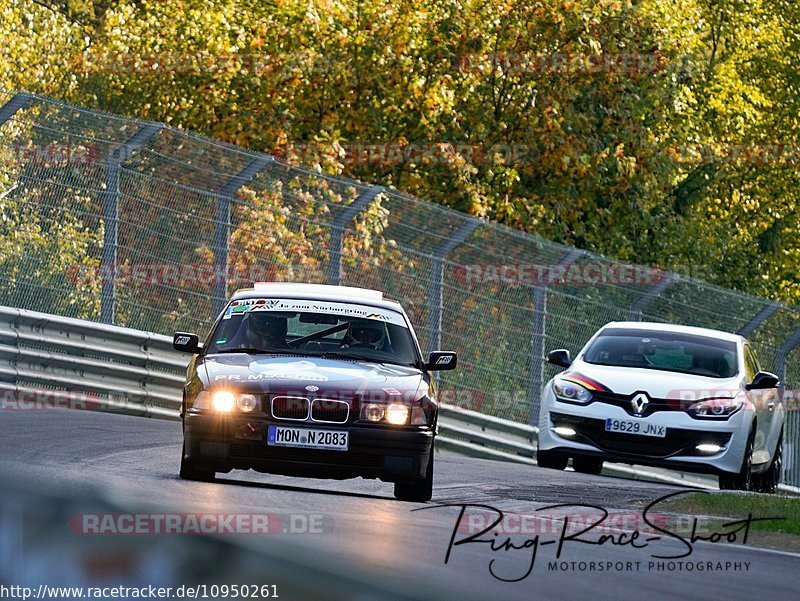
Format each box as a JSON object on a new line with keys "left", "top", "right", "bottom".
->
{"left": 223, "top": 298, "right": 408, "bottom": 327}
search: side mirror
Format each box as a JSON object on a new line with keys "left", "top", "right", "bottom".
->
{"left": 426, "top": 351, "right": 457, "bottom": 371}
{"left": 746, "top": 370, "right": 780, "bottom": 390}
{"left": 547, "top": 349, "right": 572, "bottom": 369}
{"left": 173, "top": 332, "right": 203, "bottom": 354}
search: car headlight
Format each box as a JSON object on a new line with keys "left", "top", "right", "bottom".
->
{"left": 552, "top": 376, "right": 593, "bottom": 404}
{"left": 236, "top": 394, "right": 258, "bottom": 412}
{"left": 385, "top": 404, "right": 410, "bottom": 425}
{"left": 212, "top": 391, "right": 235, "bottom": 412}
{"left": 191, "top": 391, "right": 259, "bottom": 413}
{"left": 359, "top": 402, "right": 412, "bottom": 425}
{"left": 362, "top": 403, "right": 385, "bottom": 422}
{"left": 686, "top": 398, "right": 743, "bottom": 418}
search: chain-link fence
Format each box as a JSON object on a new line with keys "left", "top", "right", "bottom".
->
{"left": 1, "top": 91, "right": 798, "bottom": 486}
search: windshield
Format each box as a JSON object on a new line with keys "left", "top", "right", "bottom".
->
{"left": 582, "top": 328, "right": 738, "bottom": 378}
{"left": 205, "top": 298, "right": 421, "bottom": 367}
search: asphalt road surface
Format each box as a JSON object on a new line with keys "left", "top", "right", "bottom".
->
{"left": 0, "top": 410, "right": 797, "bottom": 600}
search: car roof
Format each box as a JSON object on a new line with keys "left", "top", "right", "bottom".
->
{"left": 599, "top": 321, "right": 744, "bottom": 344}
{"left": 231, "top": 282, "right": 406, "bottom": 314}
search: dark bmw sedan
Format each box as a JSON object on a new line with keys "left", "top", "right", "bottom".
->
{"left": 172, "top": 282, "right": 457, "bottom": 502}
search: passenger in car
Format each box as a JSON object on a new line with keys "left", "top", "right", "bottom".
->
{"left": 341, "top": 319, "right": 395, "bottom": 354}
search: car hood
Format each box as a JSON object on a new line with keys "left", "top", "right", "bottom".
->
{"left": 562, "top": 360, "right": 743, "bottom": 399}
{"left": 199, "top": 353, "right": 426, "bottom": 399}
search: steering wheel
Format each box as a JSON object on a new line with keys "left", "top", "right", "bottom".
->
{"left": 340, "top": 342, "right": 376, "bottom": 350}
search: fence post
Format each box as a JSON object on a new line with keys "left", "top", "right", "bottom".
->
{"left": 426, "top": 219, "right": 481, "bottom": 355}
{"left": 628, "top": 272, "right": 676, "bottom": 321}
{"left": 0, "top": 93, "right": 33, "bottom": 127}
{"left": 212, "top": 156, "right": 271, "bottom": 316}
{"left": 774, "top": 328, "right": 800, "bottom": 383}
{"left": 737, "top": 301, "right": 781, "bottom": 338}
{"left": 528, "top": 249, "right": 583, "bottom": 426}
{"left": 774, "top": 327, "right": 800, "bottom": 489}
{"left": 326, "top": 186, "right": 383, "bottom": 286}
{"left": 100, "top": 123, "right": 162, "bottom": 325}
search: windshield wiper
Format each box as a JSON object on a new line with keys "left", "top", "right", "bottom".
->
{"left": 308, "top": 350, "right": 416, "bottom": 367}
{"left": 215, "top": 348, "right": 295, "bottom": 355}
{"left": 586, "top": 361, "right": 624, "bottom": 367}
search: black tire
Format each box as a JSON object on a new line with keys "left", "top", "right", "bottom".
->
{"left": 179, "top": 441, "right": 216, "bottom": 482}
{"left": 394, "top": 451, "right": 434, "bottom": 502}
{"left": 537, "top": 449, "right": 569, "bottom": 470}
{"left": 719, "top": 429, "right": 754, "bottom": 491}
{"left": 753, "top": 432, "right": 783, "bottom": 494}
{"left": 572, "top": 456, "right": 604, "bottom": 475}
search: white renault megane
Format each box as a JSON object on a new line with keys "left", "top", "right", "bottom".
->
{"left": 537, "top": 322, "right": 784, "bottom": 492}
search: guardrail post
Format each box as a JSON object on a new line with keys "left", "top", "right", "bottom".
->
{"left": 0, "top": 93, "right": 33, "bottom": 127}
{"left": 737, "top": 301, "right": 781, "bottom": 338}
{"left": 426, "top": 219, "right": 481, "bottom": 355}
{"left": 528, "top": 249, "right": 583, "bottom": 425}
{"left": 326, "top": 186, "right": 383, "bottom": 286}
{"left": 212, "top": 156, "right": 271, "bottom": 316}
{"left": 100, "top": 123, "right": 162, "bottom": 324}
{"left": 628, "top": 272, "right": 676, "bottom": 321}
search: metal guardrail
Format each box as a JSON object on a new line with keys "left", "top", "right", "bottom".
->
{"left": 0, "top": 305, "right": 183, "bottom": 420}
{"left": 438, "top": 404, "right": 538, "bottom": 463}
{"left": 2, "top": 305, "right": 797, "bottom": 495}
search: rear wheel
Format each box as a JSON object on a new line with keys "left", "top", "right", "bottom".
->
{"left": 536, "top": 449, "right": 569, "bottom": 470}
{"left": 719, "top": 430, "right": 754, "bottom": 491}
{"left": 394, "top": 451, "right": 434, "bottom": 502}
{"left": 179, "top": 441, "right": 216, "bottom": 482}
{"left": 572, "top": 456, "right": 604, "bottom": 475}
{"left": 753, "top": 433, "right": 783, "bottom": 494}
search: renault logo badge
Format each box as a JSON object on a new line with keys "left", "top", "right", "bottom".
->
{"left": 630, "top": 392, "right": 649, "bottom": 415}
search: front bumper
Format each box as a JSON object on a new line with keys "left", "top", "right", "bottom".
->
{"left": 183, "top": 412, "right": 434, "bottom": 482}
{"left": 537, "top": 389, "right": 751, "bottom": 476}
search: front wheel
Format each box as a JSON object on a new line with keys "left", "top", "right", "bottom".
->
{"left": 394, "top": 451, "right": 434, "bottom": 502}
{"left": 719, "top": 430, "right": 754, "bottom": 491}
{"left": 537, "top": 449, "right": 569, "bottom": 470}
{"left": 179, "top": 441, "right": 216, "bottom": 482}
{"left": 753, "top": 432, "right": 783, "bottom": 494}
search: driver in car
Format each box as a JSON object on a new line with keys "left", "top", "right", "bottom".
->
{"left": 242, "top": 313, "right": 289, "bottom": 350}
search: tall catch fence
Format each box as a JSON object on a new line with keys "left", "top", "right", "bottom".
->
{"left": 1, "top": 91, "right": 798, "bottom": 485}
